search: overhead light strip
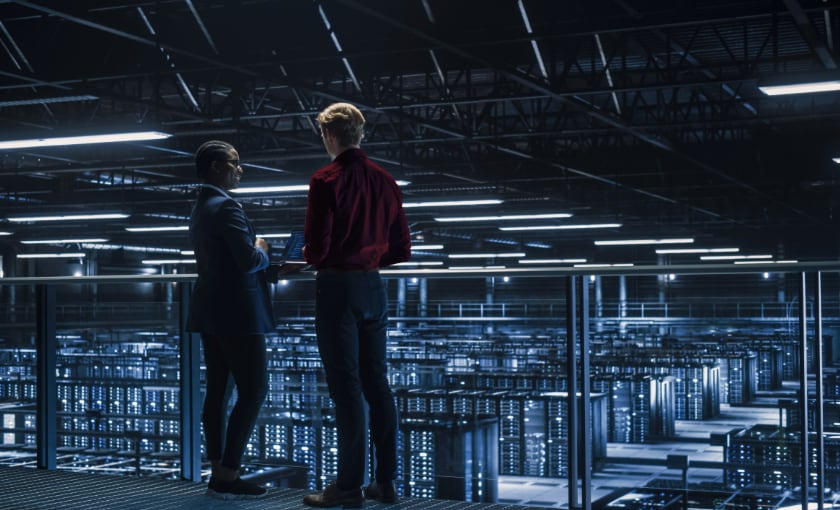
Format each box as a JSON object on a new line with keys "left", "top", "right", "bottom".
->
{"left": 500, "top": 223, "right": 621, "bottom": 231}
{"left": 656, "top": 247, "right": 739, "bottom": 254}
{"left": 82, "top": 243, "right": 180, "bottom": 253}
{"left": 7, "top": 213, "right": 129, "bottom": 222}
{"left": 574, "top": 263, "right": 634, "bottom": 268}
{"left": 232, "top": 185, "right": 309, "bottom": 194}
{"left": 595, "top": 238, "right": 694, "bottom": 246}
{"left": 141, "top": 258, "right": 196, "bottom": 264}
{"left": 701, "top": 254, "right": 772, "bottom": 261}
{"left": 0, "top": 131, "right": 171, "bottom": 150}
{"left": 519, "top": 258, "right": 587, "bottom": 264}
{"left": 449, "top": 252, "right": 525, "bottom": 259}
{"left": 125, "top": 226, "right": 189, "bottom": 232}
{"left": 404, "top": 199, "right": 503, "bottom": 208}
{"left": 734, "top": 259, "right": 798, "bottom": 265}
{"left": 21, "top": 238, "right": 108, "bottom": 244}
{"left": 258, "top": 233, "right": 292, "bottom": 239}
{"left": 17, "top": 253, "right": 85, "bottom": 259}
{"left": 233, "top": 180, "right": 410, "bottom": 194}
{"left": 759, "top": 81, "right": 840, "bottom": 96}
{"left": 435, "top": 213, "right": 571, "bottom": 222}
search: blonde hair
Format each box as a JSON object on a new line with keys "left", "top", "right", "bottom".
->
{"left": 317, "top": 102, "right": 365, "bottom": 147}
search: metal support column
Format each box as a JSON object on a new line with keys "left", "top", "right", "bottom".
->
{"left": 815, "top": 272, "right": 825, "bottom": 510}
{"left": 35, "top": 284, "right": 56, "bottom": 470}
{"left": 578, "top": 276, "right": 591, "bottom": 510}
{"left": 179, "top": 281, "right": 202, "bottom": 481}
{"left": 798, "top": 273, "right": 810, "bottom": 508}
{"left": 566, "top": 275, "right": 579, "bottom": 509}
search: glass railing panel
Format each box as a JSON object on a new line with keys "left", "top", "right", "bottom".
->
{"left": 0, "top": 266, "right": 835, "bottom": 508}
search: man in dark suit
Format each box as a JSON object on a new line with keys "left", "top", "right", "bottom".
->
{"left": 187, "top": 140, "right": 273, "bottom": 500}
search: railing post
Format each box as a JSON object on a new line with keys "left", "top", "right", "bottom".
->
{"left": 798, "top": 273, "right": 809, "bottom": 509}
{"left": 566, "top": 275, "right": 579, "bottom": 509}
{"left": 36, "top": 284, "right": 56, "bottom": 470}
{"left": 179, "top": 281, "right": 202, "bottom": 482}
{"left": 815, "top": 272, "right": 825, "bottom": 510}
{"left": 578, "top": 276, "right": 591, "bottom": 510}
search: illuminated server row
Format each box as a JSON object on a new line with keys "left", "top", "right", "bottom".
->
{"left": 721, "top": 424, "right": 840, "bottom": 491}
{"left": 442, "top": 370, "right": 674, "bottom": 444}
{"left": 240, "top": 411, "right": 497, "bottom": 502}
{"left": 717, "top": 353, "right": 757, "bottom": 405}
{"left": 395, "top": 388, "right": 607, "bottom": 478}
{"left": 594, "top": 355, "right": 721, "bottom": 420}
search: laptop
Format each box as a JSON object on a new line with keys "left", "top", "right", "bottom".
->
{"left": 268, "top": 231, "right": 311, "bottom": 278}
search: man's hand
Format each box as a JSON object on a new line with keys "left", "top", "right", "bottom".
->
{"left": 255, "top": 237, "right": 269, "bottom": 252}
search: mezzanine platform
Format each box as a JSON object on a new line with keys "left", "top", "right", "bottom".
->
{"left": 0, "top": 465, "right": 534, "bottom": 510}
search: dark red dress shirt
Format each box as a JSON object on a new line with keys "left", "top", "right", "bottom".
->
{"left": 304, "top": 148, "right": 411, "bottom": 270}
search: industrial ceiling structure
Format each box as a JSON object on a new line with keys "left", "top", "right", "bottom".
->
{"left": 1, "top": 0, "right": 840, "bottom": 273}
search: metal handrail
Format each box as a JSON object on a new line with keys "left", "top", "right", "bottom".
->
{"left": 1, "top": 259, "right": 840, "bottom": 285}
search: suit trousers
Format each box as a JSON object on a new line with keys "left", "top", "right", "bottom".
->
{"left": 200, "top": 333, "right": 268, "bottom": 470}
{"left": 315, "top": 270, "right": 398, "bottom": 489}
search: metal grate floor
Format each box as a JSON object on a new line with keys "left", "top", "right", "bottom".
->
{"left": 0, "top": 466, "right": 537, "bottom": 510}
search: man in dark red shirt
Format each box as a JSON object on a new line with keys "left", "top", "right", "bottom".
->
{"left": 302, "top": 102, "right": 410, "bottom": 508}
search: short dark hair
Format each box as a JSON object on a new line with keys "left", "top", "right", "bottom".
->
{"left": 317, "top": 103, "right": 365, "bottom": 147}
{"left": 195, "top": 140, "right": 235, "bottom": 179}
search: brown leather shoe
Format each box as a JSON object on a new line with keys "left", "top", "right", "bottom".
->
{"left": 303, "top": 481, "right": 364, "bottom": 508}
{"left": 363, "top": 480, "right": 397, "bottom": 503}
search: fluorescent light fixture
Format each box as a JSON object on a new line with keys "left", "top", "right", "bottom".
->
{"left": 181, "top": 250, "right": 195, "bottom": 256}
{"left": 81, "top": 243, "right": 180, "bottom": 253}
{"left": 734, "top": 259, "right": 798, "bottom": 265}
{"left": 700, "top": 254, "right": 772, "bottom": 261}
{"left": 595, "top": 238, "right": 694, "bottom": 246}
{"left": 519, "top": 258, "right": 587, "bottom": 264}
{"left": 834, "top": 157, "right": 840, "bottom": 164}
{"left": 393, "top": 261, "right": 445, "bottom": 267}
{"left": 7, "top": 213, "right": 129, "bottom": 222}
{"left": 232, "top": 185, "right": 309, "bottom": 194}
{"left": 141, "top": 258, "right": 196, "bottom": 264}
{"left": 403, "top": 199, "right": 503, "bottom": 208}
{"left": 125, "top": 225, "right": 189, "bottom": 232}
{"left": 21, "top": 238, "right": 108, "bottom": 244}
{"left": 656, "top": 247, "right": 739, "bottom": 254}
{"left": 500, "top": 223, "right": 622, "bottom": 231}
{"left": 259, "top": 233, "right": 292, "bottom": 239}
{"left": 573, "top": 263, "right": 634, "bottom": 268}
{"left": 0, "top": 232, "right": 11, "bottom": 236}
{"left": 449, "top": 252, "right": 525, "bottom": 259}
{"left": 17, "top": 252, "right": 85, "bottom": 259}
{"left": 759, "top": 80, "right": 840, "bottom": 96}
{"left": 434, "top": 213, "right": 571, "bottom": 222}
{"left": 0, "top": 131, "right": 171, "bottom": 150}
{"left": 233, "top": 180, "right": 408, "bottom": 194}
{"left": 411, "top": 244, "right": 444, "bottom": 250}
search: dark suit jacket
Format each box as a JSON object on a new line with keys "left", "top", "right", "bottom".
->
{"left": 187, "top": 185, "right": 274, "bottom": 335}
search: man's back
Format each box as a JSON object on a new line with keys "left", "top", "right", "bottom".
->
{"left": 304, "top": 148, "right": 410, "bottom": 271}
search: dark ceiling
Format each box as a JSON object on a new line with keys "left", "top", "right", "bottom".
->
{"left": 2, "top": 0, "right": 840, "bottom": 273}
